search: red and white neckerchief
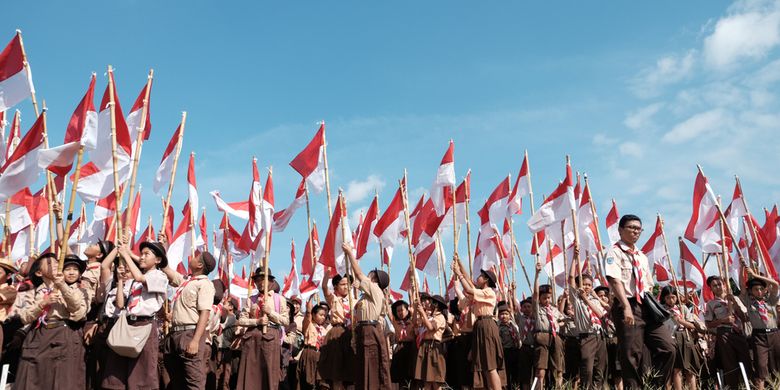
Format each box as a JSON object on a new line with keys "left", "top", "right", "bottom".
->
{"left": 87, "top": 263, "right": 101, "bottom": 271}
{"left": 398, "top": 319, "right": 409, "bottom": 340}
{"left": 714, "top": 298, "right": 741, "bottom": 333}
{"left": 254, "top": 293, "right": 266, "bottom": 318}
{"left": 522, "top": 316, "right": 535, "bottom": 339}
{"left": 619, "top": 244, "right": 645, "bottom": 301}
{"left": 507, "top": 322, "right": 519, "bottom": 345}
{"left": 754, "top": 299, "right": 770, "bottom": 324}
{"left": 35, "top": 287, "right": 53, "bottom": 329}
{"left": 544, "top": 306, "right": 558, "bottom": 337}
{"left": 586, "top": 302, "right": 602, "bottom": 328}
{"left": 172, "top": 275, "right": 207, "bottom": 303}
{"left": 126, "top": 281, "right": 144, "bottom": 312}
{"left": 341, "top": 296, "right": 352, "bottom": 327}
{"left": 314, "top": 324, "right": 326, "bottom": 349}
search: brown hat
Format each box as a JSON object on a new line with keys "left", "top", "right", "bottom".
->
{"left": 200, "top": 252, "right": 217, "bottom": 274}
{"left": 480, "top": 269, "right": 497, "bottom": 288}
{"left": 62, "top": 254, "right": 86, "bottom": 274}
{"left": 370, "top": 269, "right": 390, "bottom": 290}
{"left": 0, "top": 257, "right": 18, "bottom": 274}
{"left": 251, "top": 267, "right": 275, "bottom": 282}
{"left": 431, "top": 294, "right": 448, "bottom": 311}
{"left": 139, "top": 241, "right": 168, "bottom": 268}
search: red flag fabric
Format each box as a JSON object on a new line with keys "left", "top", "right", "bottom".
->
{"left": 289, "top": 123, "right": 326, "bottom": 193}
{"left": 356, "top": 194, "right": 379, "bottom": 259}
{"left": 319, "top": 194, "right": 353, "bottom": 275}
{"left": 0, "top": 32, "right": 34, "bottom": 111}
{"left": 0, "top": 114, "right": 44, "bottom": 199}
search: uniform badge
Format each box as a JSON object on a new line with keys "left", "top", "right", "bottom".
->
{"left": 606, "top": 257, "right": 614, "bottom": 265}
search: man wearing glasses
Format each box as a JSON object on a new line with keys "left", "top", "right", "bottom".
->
{"left": 603, "top": 215, "right": 675, "bottom": 389}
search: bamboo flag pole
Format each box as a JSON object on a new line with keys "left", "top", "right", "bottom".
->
{"left": 584, "top": 174, "right": 608, "bottom": 278}
{"left": 123, "top": 69, "right": 153, "bottom": 234}
{"left": 59, "top": 136, "right": 87, "bottom": 271}
{"left": 16, "top": 30, "right": 40, "bottom": 118}
{"left": 161, "top": 112, "right": 187, "bottom": 236}
{"left": 677, "top": 237, "right": 691, "bottom": 299}
{"left": 147, "top": 216, "right": 154, "bottom": 241}
{"left": 106, "top": 65, "right": 125, "bottom": 241}
{"left": 735, "top": 175, "right": 767, "bottom": 273}
{"left": 262, "top": 167, "right": 274, "bottom": 308}
{"left": 526, "top": 150, "right": 543, "bottom": 272}
{"left": 321, "top": 121, "right": 333, "bottom": 217}
{"left": 657, "top": 215, "right": 687, "bottom": 318}
{"left": 338, "top": 191, "right": 356, "bottom": 343}
{"left": 38, "top": 106, "right": 58, "bottom": 255}
{"left": 463, "top": 170, "right": 474, "bottom": 275}
{"left": 400, "top": 171, "right": 421, "bottom": 304}
{"left": 546, "top": 222, "right": 557, "bottom": 302}
{"left": 3, "top": 116, "right": 21, "bottom": 255}
{"left": 435, "top": 231, "right": 445, "bottom": 296}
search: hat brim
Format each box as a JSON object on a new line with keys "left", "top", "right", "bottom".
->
{"left": 139, "top": 242, "right": 168, "bottom": 268}
{"left": 62, "top": 259, "right": 86, "bottom": 274}
{"left": 0, "top": 263, "right": 18, "bottom": 274}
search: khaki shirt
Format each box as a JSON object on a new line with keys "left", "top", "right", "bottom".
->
{"left": 604, "top": 241, "right": 653, "bottom": 298}
{"left": 11, "top": 285, "right": 35, "bottom": 318}
{"left": 126, "top": 269, "right": 168, "bottom": 317}
{"left": 742, "top": 294, "right": 779, "bottom": 330}
{"left": 327, "top": 293, "right": 351, "bottom": 325}
{"left": 170, "top": 274, "right": 215, "bottom": 326}
{"left": 237, "top": 291, "right": 290, "bottom": 327}
{"left": 19, "top": 282, "right": 88, "bottom": 325}
{"left": 420, "top": 312, "right": 447, "bottom": 341}
{"left": 704, "top": 297, "right": 747, "bottom": 329}
{"left": 471, "top": 288, "right": 496, "bottom": 317}
{"left": 569, "top": 286, "right": 604, "bottom": 334}
{"left": 0, "top": 284, "right": 17, "bottom": 322}
{"left": 534, "top": 303, "right": 564, "bottom": 333}
{"left": 393, "top": 318, "right": 414, "bottom": 342}
{"left": 80, "top": 263, "right": 102, "bottom": 304}
{"left": 354, "top": 279, "right": 384, "bottom": 322}
{"left": 304, "top": 322, "right": 329, "bottom": 347}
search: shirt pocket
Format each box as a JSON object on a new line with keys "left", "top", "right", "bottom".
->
{"left": 620, "top": 264, "right": 633, "bottom": 281}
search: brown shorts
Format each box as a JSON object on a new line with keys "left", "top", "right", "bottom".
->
{"left": 534, "top": 332, "right": 563, "bottom": 372}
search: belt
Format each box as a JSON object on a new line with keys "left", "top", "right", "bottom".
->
{"left": 476, "top": 315, "right": 494, "bottom": 320}
{"left": 303, "top": 345, "right": 319, "bottom": 351}
{"left": 127, "top": 315, "right": 153, "bottom": 322}
{"left": 42, "top": 320, "right": 83, "bottom": 330}
{"left": 716, "top": 327, "right": 740, "bottom": 334}
{"left": 753, "top": 328, "right": 779, "bottom": 334}
{"left": 357, "top": 320, "right": 378, "bottom": 326}
{"left": 172, "top": 324, "right": 197, "bottom": 332}
{"left": 577, "top": 332, "right": 598, "bottom": 339}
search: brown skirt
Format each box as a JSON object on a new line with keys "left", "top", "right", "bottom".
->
{"left": 236, "top": 327, "right": 282, "bottom": 390}
{"left": 101, "top": 319, "right": 160, "bottom": 390}
{"left": 413, "top": 340, "right": 446, "bottom": 383}
{"left": 672, "top": 331, "right": 700, "bottom": 374}
{"left": 470, "top": 317, "right": 506, "bottom": 389}
{"left": 390, "top": 341, "right": 416, "bottom": 384}
{"left": 354, "top": 323, "right": 391, "bottom": 390}
{"left": 14, "top": 323, "right": 86, "bottom": 390}
{"left": 317, "top": 324, "right": 354, "bottom": 383}
{"left": 296, "top": 346, "right": 321, "bottom": 389}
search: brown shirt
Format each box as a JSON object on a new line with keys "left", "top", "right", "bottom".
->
{"left": 19, "top": 282, "right": 88, "bottom": 325}
{"left": 742, "top": 294, "right": 779, "bottom": 330}
{"left": 80, "top": 262, "right": 102, "bottom": 304}
{"left": 170, "top": 274, "right": 215, "bottom": 326}
{"left": 327, "top": 292, "right": 351, "bottom": 325}
{"left": 421, "top": 312, "right": 446, "bottom": 341}
{"left": 354, "top": 279, "right": 384, "bottom": 322}
{"left": 0, "top": 284, "right": 17, "bottom": 322}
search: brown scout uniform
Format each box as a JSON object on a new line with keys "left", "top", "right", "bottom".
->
{"left": 14, "top": 282, "right": 88, "bottom": 390}
{"left": 533, "top": 301, "right": 565, "bottom": 376}
{"left": 605, "top": 240, "right": 675, "bottom": 389}
{"left": 318, "top": 291, "right": 355, "bottom": 384}
{"left": 569, "top": 286, "right": 608, "bottom": 389}
{"left": 413, "top": 311, "right": 447, "bottom": 384}
{"left": 166, "top": 273, "right": 215, "bottom": 390}
{"left": 236, "top": 290, "right": 289, "bottom": 390}
{"left": 704, "top": 297, "right": 752, "bottom": 387}
{"left": 742, "top": 292, "right": 780, "bottom": 380}
{"left": 353, "top": 278, "right": 392, "bottom": 389}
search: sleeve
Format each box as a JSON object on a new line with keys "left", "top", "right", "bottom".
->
{"left": 603, "top": 246, "right": 622, "bottom": 281}
{"left": 359, "top": 278, "right": 374, "bottom": 298}
{"left": 167, "top": 271, "right": 185, "bottom": 288}
{"left": 473, "top": 288, "right": 495, "bottom": 304}
{"left": 144, "top": 270, "right": 168, "bottom": 294}
{"left": 0, "top": 286, "right": 17, "bottom": 304}
{"left": 703, "top": 302, "right": 715, "bottom": 322}
{"left": 275, "top": 295, "right": 290, "bottom": 327}
{"left": 769, "top": 293, "right": 779, "bottom": 306}
{"left": 60, "top": 285, "right": 88, "bottom": 320}
{"left": 197, "top": 282, "right": 216, "bottom": 312}
{"left": 17, "top": 291, "right": 44, "bottom": 325}
{"left": 237, "top": 305, "right": 256, "bottom": 327}
{"left": 434, "top": 313, "right": 446, "bottom": 330}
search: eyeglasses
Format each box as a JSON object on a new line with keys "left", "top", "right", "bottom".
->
{"left": 622, "top": 226, "right": 644, "bottom": 233}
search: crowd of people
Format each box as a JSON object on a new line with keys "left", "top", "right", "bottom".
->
{"left": 0, "top": 208, "right": 778, "bottom": 390}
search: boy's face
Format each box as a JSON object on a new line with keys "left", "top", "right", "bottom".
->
{"left": 751, "top": 284, "right": 767, "bottom": 300}
{"left": 63, "top": 264, "right": 81, "bottom": 284}
{"left": 499, "top": 311, "right": 510, "bottom": 323}
{"left": 521, "top": 302, "right": 532, "bottom": 316}
{"left": 396, "top": 305, "right": 409, "bottom": 320}
{"left": 709, "top": 279, "right": 724, "bottom": 296}
{"left": 335, "top": 278, "right": 349, "bottom": 296}
{"left": 138, "top": 248, "right": 160, "bottom": 271}
{"left": 540, "top": 292, "right": 552, "bottom": 307}
{"left": 314, "top": 309, "right": 327, "bottom": 325}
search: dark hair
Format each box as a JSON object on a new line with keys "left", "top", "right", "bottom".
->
{"left": 575, "top": 274, "right": 594, "bottom": 287}
{"left": 520, "top": 298, "right": 532, "bottom": 306}
{"left": 659, "top": 285, "right": 676, "bottom": 303}
{"left": 311, "top": 303, "right": 328, "bottom": 318}
{"left": 391, "top": 300, "right": 410, "bottom": 321}
{"left": 619, "top": 214, "right": 642, "bottom": 228}
{"left": 706, "top": 275, "right": 722, "bottom": 287}
{"left": 539, "top": 284, "right": 553, "bottom": 295}
{"left": 449, "top": 298, "right": 461, "bottom": 319}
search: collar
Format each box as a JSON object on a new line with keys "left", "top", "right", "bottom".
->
{"left": 87, "top": 262, "right": 101, "bottom": 270}
{"left": 616, "top": 241, "right": 639, "bottom": 255}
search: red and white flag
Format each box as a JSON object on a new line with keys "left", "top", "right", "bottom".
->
{"left": 261, "top": 170, "right": 275, "bottom": 233}
{"left": 641, "top": 216, "right": 668, "bottom": 269}
{"left": 93, "top": 69, "right": 132, "bottom": 178}
{"left": 399, "top": 265, "right": 420, "bottom": 292}
{"left": 273, "top": 179, "right": 306, "bottom": 232}
{"left": 355, "top": 194, "right": 379, "bottom": 259}
{"left": 0, "top": 32, "right": 35, "bottom": 111}
{"left": 301, "top": 223, "right": 323, "bottom": 285}
{"left": 319, "top": 193, "right": 353, "bottom": 275}
{"left": 125, "top": 79, "right": 153, "bottom": 152}
{"left": 508, "top": 152, "right": 531, "bottom": 215}
{"left": 123, "top": 187, "right": 142, "bottom": 239}
{"left": 527, "top": 163, "right": 576, "bottom": 232}
{"left": 238, "top": 159, "right": 263, "bottom": 255}
{"left": 214, "top": 214, "right": 247, "bottom": 260}
{"left": 38, "top": 74, "right": 97, "bottom": 176}
{"left": 577, "top": 180, "right": 602, "bottom": 257}
{"left": 5, "top": 110, "right": 20, "bottom": 162}
{"left": 374, "top": 179, "right": 406, "bottom": 250}
{"left": 684, "top": 170, "right": 719, "bottom": 245}
{"left": 429, "top": 140, "right": 455, "bottom": 216}
{"left": 762, "top": 205, "right": 780, "bottom": 266}
{"left": 153, "top": 122, "right": 182, "bottom": 194}
{"left": 290, "top": 123, "right": 326, "bottom": 193}
{"left": 167, "top": 206, "right": 204, "bottom": 272}
{"left": 473, "top": 177, "right": 512, "bottom": 277}
{"left": 0, "top": 114, "right": 44, "bottom": 199}
{"left": 0, "top": 111, "right": 7, "bottom": 167}
{"left": 182, "top": 153, "right": 199, "bottom": 219}
{"left": 74, "top": 161, "right": 118, "bottom": 202}
{"left": 605, "top": 199, "right": 620, "bottom": 246}
{"left": 654, "top": 262, "right": 672, "bottom": 286}
{"left": 679, "top": 240, "right": 714, "bottom": 301}
{"left": 282, "top": 240, "right": 300, "bottom": 300}
{"left": 210, "top": 190, "right": 249, "bottom": 220}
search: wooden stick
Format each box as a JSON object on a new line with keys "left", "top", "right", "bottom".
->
{"left": 657, "top": 215, "right": 688, "bottom": 317}
{"left": 304, "top": 184, "right": 318, "bottom": 303}
{"left": 123, "top": 69, "right": 153, "bottom": 234}
{"left": 161, "top": 112, "right": 187, "bottom": 235}
{"left": 106, "top": 66, "right": 125, "bottom": 241}
{"left": 59, "top": 142, "right": 86, "bottom": 271}
{"left": 262, "top": 167, "right": 274, "bottom": 328}
{"left": 546, "top": 226, "right": 557, "bottom": 302}
{"left": 38, "top": 107, "right": 58, "bottom": 256}
{"left": 15, "top": 31, "right": 40, "bottom": 117}
{"left": 400, "top": 171, "right": 420, "bottom": 305}
{"left": 321, "top": 121, "right": 333, "bottom": 217}
{"left": 338, "top": 191, "right": 355, "bottom": 342}
{"left": 464, "top": 170, "right": 474, "bottom": 275}
{"left": 435, "top": 231, "right": 445, "bottom": 296}
{"left": 512, "top": 241, "right": 533, "bottom": 292}
{"left": 677, "top": 237, "right": 690, "bottom": 299}
{"left": 526, "top": 150, "right": 543, "bottom": 271}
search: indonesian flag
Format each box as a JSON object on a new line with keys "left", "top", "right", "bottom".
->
{"left": 182, "top": 153, "right": 199, "bottom": 219}
{"left": 299, "top": 277, "right": 320, "bottom": 302}
{"left": 133, "top": 220, "right": 155, "bottom": 255}
{"left": 282, "top": 240, "right": 300, "bottom": 299}
{"left": 93, "top": 69, "right": 132, "bottom": 179}
{"left": 745, "top": 214, "right": 780, "bottom": 281}
{"left": 301, "top": 223, "right": 321, "bottom": 278}
{"left": 289, "top": 123, "right": 326, "bottom": 193}
{"left": 762, "top": 205, "right": 780, "bottom": 266}
{"left": 679, "top": 240, "right": 714, "bottom": 301}
{"left": 37, "top": 74, "right": 97, "bottom": 176}
{"left": 0, "top": 111, "right": 7, "bottom": 167}
{"left": 654, "top": 262, "right": 672, "bottom": 286}
{"left": 5, "top": 110, "right": 20, "bottom": 161}
{"left": 684, "top": 170, "right": 719, "bottom": 245}
{"left": 68, "top": 206, "right": 87, "bottom": 257}
{"left": 446, "top": 274, "right": 461, "bottom": 300}
{"left": 641, "top": 216, "right": 668, "bottom": 269}
{"left": 198, "top": 210, "right": 208, "bottom": 253}
{"left": 273, "top": 179, "right": 306, "bottom": 232}
{"left": 167, "top": 206, "right": 204, "bottom": 272}
{"left": 400, "top": 265, "right": 420, "bottom": 292}
{"left": 125, "top": 79, "right": 153, "bottom": 151}
{"left": 0, "top": 114, "right": 44, "bottom": 200}
{"left": 429, "top": 140, "right": 455, "bottom": 216}
{"left": 508, "top": 152, "right": 531, "bottom": 215}
{"left": 153, "top": 122, "right": 182, "bottom": 194}
{"left": 356, "top": 194, "right": 379, "bottom": 259}
{"left": 210, "top": 190, "right": 249, "bottom": 220}
{"left": 0, "top": 32, "right": 35, "bottom": 111}
{"left": 527, "top": 163, "right": 575, "bottom": 232}
{"left": 605, "top": 199, "right": 620, "bottom": 246}
{"left": 123, "top": 187, "right": 142, "bottom": 239}
{"left": 319, "top": 193, "right": 353, "bottom": 275}
{"left": 438, "top": 170, "right": 470, "bottom": 230}
{"left": 374, "top": 179, "right": 406, "bottom": 249}
{"left": 724, "top": 182, "right": 748, "bottom": 252}
{"left": 473, "top": 177, "right": 512, "bottom": 277}
{"left": 577, "top": 181, "right": 602, "bottom": 256}
{"left": 261, "top": 170, "right": 274, "bottom": 233}
{"left": 214, "top": 214, "right": 247, "bottom": 260}
{"left": 230, "top": 273, "right": 253, "bottom": 304}
{"left": 239, "top": 159, "right": 262, "bottom": 250}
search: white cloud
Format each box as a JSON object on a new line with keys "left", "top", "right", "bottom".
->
{"left": 624, "top": 103, "right": 664, "bottom": 130}
{"left": 704, "top": 8, "right": 780, "bottom": 69}
{"left": 662, "top": 109, "right": 727, "bottom": 144}
{"left": 630, "top": 50, "right": 696, "bottom": 98}
{"left": 592, "top": 133, "right": 618, "bottom": 146}
{"left": 618, "top": 142, "right": 645, "bottom": 158}
{"left": 344, "top": 174, "right": 385, "bottom": 204}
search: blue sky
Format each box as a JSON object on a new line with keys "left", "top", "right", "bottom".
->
{"left": 6, "top": 0, "right": 780, "bottom": 296}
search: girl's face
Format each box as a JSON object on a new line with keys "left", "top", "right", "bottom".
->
{"left": 422, "top": 299, "right": 433, "bottom": 314}
{"left": 83, "top": 244, "right": 101, "bottom": 259}
{"left": 751, "top": 285, "right": 767, "bottom": 300}
{"left": 138, "top": 248, "right": 160, "bottom": 271}
{"left": 395, "top": 305, "right": 409, "bottom": 320}
{"left": 664, "top": 293, "right": 677, "bottom": 307}
{"left": 476, "top": 275, "right": 488, "bottom": 288}
{"left": 335, "top": 278, "right": 349, "bottom": 297}
{"left": 63, "top": 264, "right": 81, "bottom": 284}
{"left": 709, "top": 279, "right": 724, "bottom": 296}
{"left": 580, "top": 278, "right": 593, "bottom": 294}
{"left": 314, "top": 309, "right": 327, "bottom": 325}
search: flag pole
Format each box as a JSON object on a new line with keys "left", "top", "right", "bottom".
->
{"left": 189, "top": 154, "right": 197, "bottom": 263}
{"left": 735, "top": 175, "right": 767, "bottom": 273}
{"left": 304, "top": 184, "right": 319, "bottom": 303}
{"left": 584, "top": 175, "right": 608, "bottom": 275}
{"left": 657, "top": 215, "right": 687, "bottom": 315}
{"left": 161, "top": 112, "right": 187, "bottom": 235}
{"left": 694, "top": 166, "right": 747, "bottom": 271}
{"left": 106, "top": 65, "right": 125, "bottom": 241}
{"left": 147, "top": 216, "right": 153, "bottom": 241}
{"left": 400, "top": 170, "right": 421, "bottom": 305}
{"left": 59, "top": 140, "right": 86, "bottom": 270}
{"left": 123, "top": 69, "right": 153, "bottom": 234}
{"left": 262, "top": 166, "right": 274, "bottom": 321}
{"left": 677, "top": 237, "right": 690, "bottom": 299}
{"left": 338, "top": 191, "right": 356, "bottom": 343}
{"left": 435, "top": 231, "right": 445, "bottom": 296}
{"left": 510, "top": 222, "right": 532, "bottom": 293}
{"left": 464, "top": 170, "right": 474, "bottom": 276}
{"left": 545, "top": 222, "right": 557, "bottom": 302}
{"left": 526, "top": 150, "right": 542, "bottom": 275}
{"left": 38, "top": 107, "right": 58, "bottom": 256}
{"left": 3, "top": 116, "right": 21, "bottom": 256}
{"left": 15, "top": 30, "right": 40, "bottom": 118}
{"left": 321, "top": 121, "right": 333, "bottom": 217}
